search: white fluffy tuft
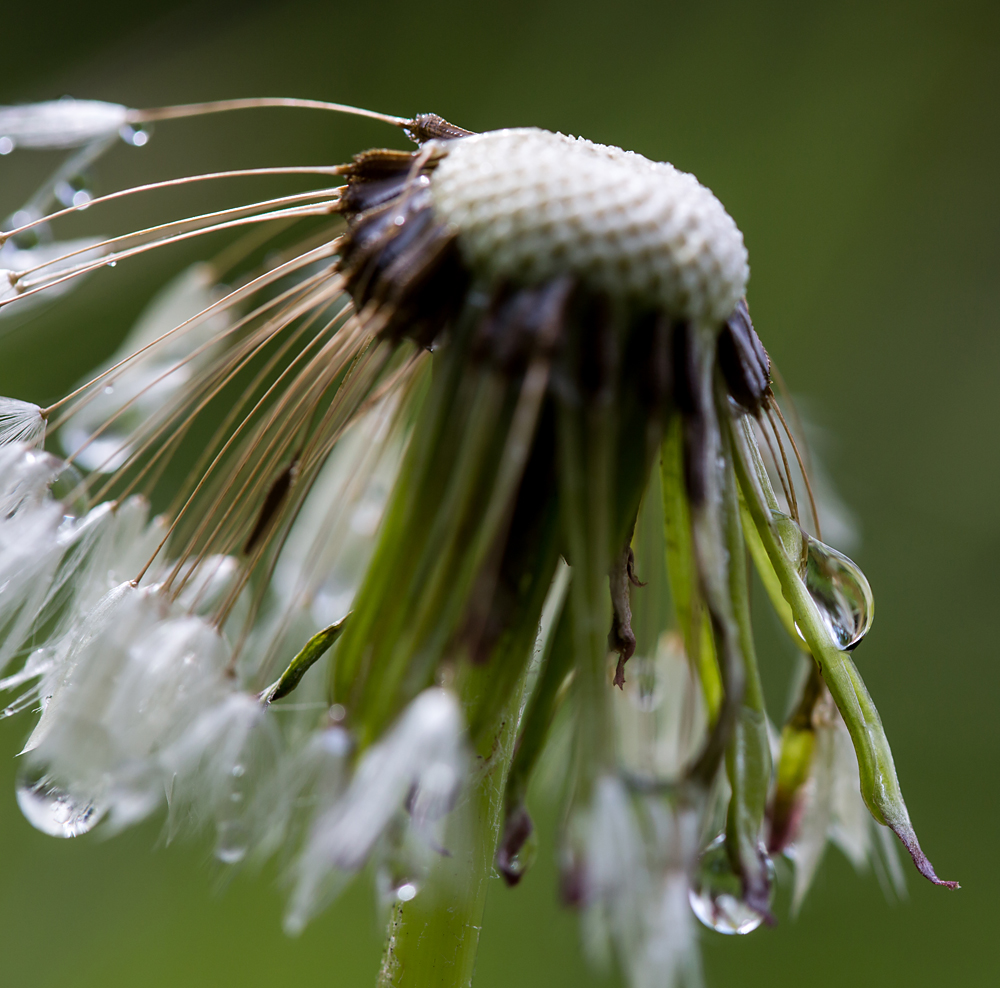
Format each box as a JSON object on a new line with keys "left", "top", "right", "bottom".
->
{"left": 0, "top": 397, "right": 46, "bottom": 448}
{"left": 0, "top": 100, "right": 128, "bottom": 150}
{"left": 285, "top": 688, "right": 467, "bottom": 934}
{"left": 578, "top": 776, "right": 703, "bottom": 988}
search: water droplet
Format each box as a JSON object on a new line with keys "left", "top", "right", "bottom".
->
{"left": 103, "top": 384, "right": 114, "bottom": 395}
{"left": 106, "top": 261, "right": 117, "bottom": 268}
{"left": 118, "top": 124, "right": 151, "bottom": 147}
{"left": 771, "top": 511, "right": 873, "bottom": 651}
{"left": 231, "top": 763, "right": 246, "bottom": 778}
{"left": 53, "top": 176, "right": 93, "bottom": 209}
{"left": 16, "top": 767, "right": 103, "bottom": 838}
{"left": 0, "top": 136, "right": 14, "bottom": 154}
{"left": 803, "top": 536, "right": 873, "bottom": 650}
{"left": 215, "top": 819, "right": 249, "bottom": 864}
{"left": 688, "top": 834, "right": 770, "bottom": 935}
{"left": 396, "top": 882, "right": 418, "bottom": 902}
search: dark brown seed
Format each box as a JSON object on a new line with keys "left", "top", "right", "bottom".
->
{"left": 244, "top": 461, "right": 296, "bottom": 553}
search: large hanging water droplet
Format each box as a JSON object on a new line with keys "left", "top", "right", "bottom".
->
{"left": 803, "top": 536, "right": 873, "bottom": 650}
{"left": 16, "top": 767, "right": 104, "bottom": 838}
{"left": 688, "top": 834, "right": 771, "bottom": 935}
{"left": 771, "top": 510, "right": 873, "bottom": 652}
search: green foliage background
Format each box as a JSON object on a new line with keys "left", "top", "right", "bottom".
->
{"left": 1, "top": 1, "right": 997, "bottom": 984}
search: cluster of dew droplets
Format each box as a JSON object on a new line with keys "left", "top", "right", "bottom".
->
{"left": 688, "top": 833, "right": 774, "bottom": 935}
{"left": 215, "top": 760, "right": 251, "bottom": 864}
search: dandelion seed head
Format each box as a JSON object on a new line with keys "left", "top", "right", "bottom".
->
{"left": 0, "top": 95, "right": 946, "bottom": 967}
{"left": 431, "top": 128, "right": 748, "bottom": 324}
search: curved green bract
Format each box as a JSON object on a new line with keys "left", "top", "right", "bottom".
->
{"left": 729, "top": 415, "right": 958, "bottom": 890}
{"left": 719, "top": 419, "right": 773, "bottom": 915}
{"left": 259, "top": 614, "right": 350, "bottom": 704}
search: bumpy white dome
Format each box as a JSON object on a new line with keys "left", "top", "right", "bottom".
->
{"left": 430, "top": 128, "right": 748, "bottom": 325}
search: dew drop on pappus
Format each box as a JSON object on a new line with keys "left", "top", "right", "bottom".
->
{"left": 16, "top": 766, "right": 104, "bottom": 838}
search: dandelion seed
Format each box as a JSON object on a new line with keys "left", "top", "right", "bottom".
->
{"left": 0, "top": 238, "right": 105, "bottom": 316}
{"left": 0, "top": 271, "right": 19, "bottom": 304}
{"left": 162, "top": 691, "right": 281, "bottom": 857}
{"left": 286, "top": 688, "right": 465, "bottom": 931}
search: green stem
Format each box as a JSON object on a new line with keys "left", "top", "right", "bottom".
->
{"left": 661, "top": 416, "right": 722, "bottom": 719}
{"left": 556, "top": 393, "right": 614, "bottom": 798}
{"left": 681, "top": 326, "right": 745, "bottom": 787}
{"left": 719, "top": 415, "right": 772, "bottom": 913}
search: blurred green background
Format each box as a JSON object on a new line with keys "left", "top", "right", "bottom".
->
{"left": 1, "top": 0, "right": 997, "bottom": 984}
